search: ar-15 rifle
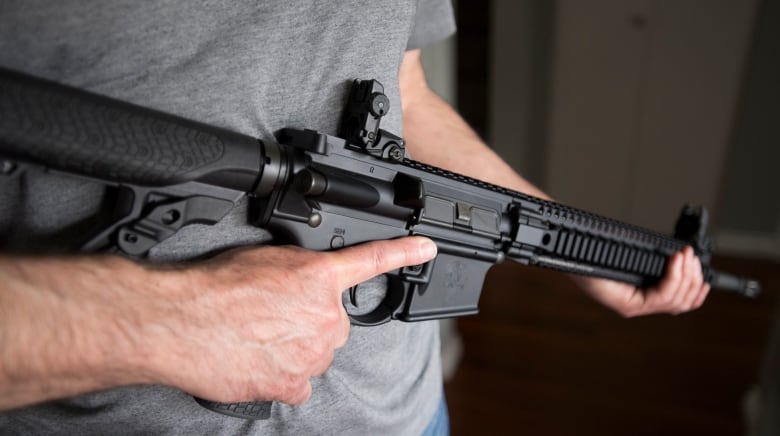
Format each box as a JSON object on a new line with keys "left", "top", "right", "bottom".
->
{"left": 0, "top": 68, "right": 760, "bottom": 420}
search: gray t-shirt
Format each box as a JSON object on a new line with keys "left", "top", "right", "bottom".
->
{"left": 0, "top": 1, "right": 455, "bottom": 434}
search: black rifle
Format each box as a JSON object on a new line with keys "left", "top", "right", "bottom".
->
{"left": 0, "top": 69, "right": 760, "bottom": 420}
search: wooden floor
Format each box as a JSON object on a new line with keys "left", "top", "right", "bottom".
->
{"left": 444, "top": 255, "right": 779, "bottom": 436}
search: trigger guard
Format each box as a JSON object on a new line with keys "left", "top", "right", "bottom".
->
{"left": 348, "top": 307, "right": 394, "bottom": 326}
{"left": 347, "top": 275, "right": 407, "bottom": 327}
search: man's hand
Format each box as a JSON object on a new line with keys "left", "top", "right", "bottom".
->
{"left": 153, "top": 236, "right": 437, "bottom": 405}
{"left": 0, "top": 236, "right": 437, "bottom": 410}
{"left": 572, "top": 246, "right": 710, "bottom": 317}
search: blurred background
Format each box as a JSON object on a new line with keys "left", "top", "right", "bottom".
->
{"left": 420, "top": 0, "right": 780, "bottom": 435}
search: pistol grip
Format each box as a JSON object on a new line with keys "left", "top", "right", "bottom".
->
{"left": 194, "top": 397, "right": 273, "bottom": 420}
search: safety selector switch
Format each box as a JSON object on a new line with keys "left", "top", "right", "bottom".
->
{"left": 330, "top": 235, "right": 345, "bottom": 249}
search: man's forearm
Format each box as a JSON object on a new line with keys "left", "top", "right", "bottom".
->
{"left": 0, "top": 236, "right": 437, "bottom": 410}
{"left": 0, "top": 255, "right": 156, "bottom": 410}
{"left": 399, "top": 50, "right": 550, "bottom": 200}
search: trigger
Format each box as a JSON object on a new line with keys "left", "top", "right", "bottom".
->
{"left": 348, "top": 285, "right": 359, "bottom": 307}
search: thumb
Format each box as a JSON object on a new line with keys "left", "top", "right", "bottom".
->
{"left": 330, "top": 236, "right": 437, "bottom": 290}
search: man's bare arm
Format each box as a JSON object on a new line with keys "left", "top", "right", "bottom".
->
{"left": 0, "top": 237, "right": 437, "bottom": 410}
{"left": 399, "top": 50, "right": 550, "bottom": 200}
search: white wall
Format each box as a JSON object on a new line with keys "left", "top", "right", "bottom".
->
{"left": 489, "top": 0, "right": 777, "bottom": 259}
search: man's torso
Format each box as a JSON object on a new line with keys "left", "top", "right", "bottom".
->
{"left": 0, "top": 1, "right": 453, "bottom": 434}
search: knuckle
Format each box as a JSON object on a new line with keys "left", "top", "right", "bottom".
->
{"left": 672, "top": 292, "right": 688, "bottom": 307}
{"left": 334, "top": 315, "right": 351, "bottom": 348}
{"left": 300, "top": 353, "right": 325, "bottom": 376}
{"left": 313, "top": 257, "right": 342, "bottom": 289}
{"left": 320, "top": 298, "right": 346, "bottom": 331}
{"left": 312, "top": 350, "right": 336, "bottom": 376}
{"left": 289, "top": 381, "right": 313, "bottom": 405}
{"left": 371, "top": 247, "right": 389, "bottom": 273}
{"left": 275, "top": 373, "right": 308, "bottom": 402}
{"left": 658, "top": 291, "right": 675, "bottom": 307}
{"left": 302, "top": 251, "right": 331, "bottom": 275}
{"left": 299, "top": 335, "right": 337, "bottom": 368}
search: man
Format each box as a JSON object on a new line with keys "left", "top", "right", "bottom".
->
{"left": 0, "top": 1, "right": 709, "bottom": 434}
